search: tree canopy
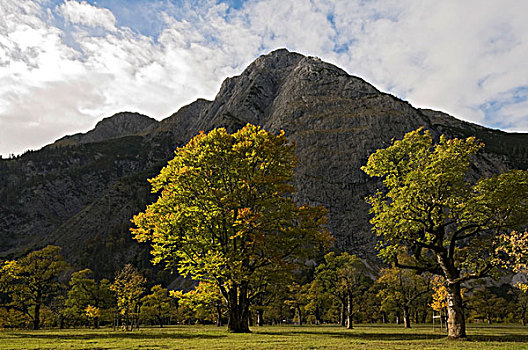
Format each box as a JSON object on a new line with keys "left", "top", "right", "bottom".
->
{"left": 132, "top": 124, "right": 331, "bottom": 332}
{"left": 362, "top": 128, "right": 528, "bottom": 338}
{"left": 0, "top": 245, "right": 69, "bottom": 330}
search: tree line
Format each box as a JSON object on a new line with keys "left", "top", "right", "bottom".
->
{"left": 1, "top": 245, "right": 526, "bottom": 331}
{"left": 0, "top": 125, "right": 526, "bottom": 338}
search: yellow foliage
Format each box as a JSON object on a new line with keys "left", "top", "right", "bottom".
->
{"left": 85, "top": 305, "right": 100, "bottom": 319}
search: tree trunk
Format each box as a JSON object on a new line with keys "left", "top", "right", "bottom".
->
{"left": 33, "top": 293, "right": 41, "bottom": 330}
{"left": 227, "top": 285, "right": 250, "bottom": 333}
{"left": 446, "top": 282, "right": 466, "bottom": 339}
{"left": 403, "top": 305, "right": 411, "bottom": 328}
{"left": 346, "top": 294, "right": 353, "bottom": 329}
{"left": 296, "top": 305, "right": 303, "bottom": 326}
{"left": 256, "top": 309, "right": 264, "bottom": 327}
{"left": 216, "top": 306, "right": 223, "bottom": 327}
{"left": 93, "top": 316, "right": 99, "bottom": 329}
{"left": 340, "top": 301, "right": 346, "bottom": 327}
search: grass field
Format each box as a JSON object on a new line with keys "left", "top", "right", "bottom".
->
{"left": 1, "top": 324, "right": 527, "bottom": 350}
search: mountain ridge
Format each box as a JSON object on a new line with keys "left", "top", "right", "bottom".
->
{"left": 1, "top": 48, "right": 527, "bottom": 279}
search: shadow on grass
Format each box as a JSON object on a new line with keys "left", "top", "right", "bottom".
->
{"left": 468, "top": 334, "right": 528, "bottom": 343}
{"left": 7, "top": 331, "right": 226, "bottom": 341}
{"left": 256, "top": 328, "right": 528, "bottom": 343}
{"left": 256, "top": 330, "right": 446, "bottom": 341}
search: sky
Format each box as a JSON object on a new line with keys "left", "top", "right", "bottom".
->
{"left": 1, "top": 0, "right": 528, "bottom": 157}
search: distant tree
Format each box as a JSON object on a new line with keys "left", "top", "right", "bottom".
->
{"left": 513, "top": 287, "right": 528, "bottom": 326}
{"left": 303, "top": 279, "right": 335, "bottom": 325}
{"left": 467, "top": 288, "right": 508, "bottom": 324}
{"left": 66, "top": 269, "right": 114, "bottom": 328}
{"left": 111, "top": 264, "right": 146, "bottom": 331}
{"left": 284, "top": 282, "right": 309, "bottom": 326}
{"left": 314, "top": 252, "right": 368, "bottom": 328}
{"left": 132, "top": 124, "right": 331, "bottom": 332}
{"left": 172, "top": 282, "right": 225, "bottom": 326}
{"left": 362, "top": 128, "right": 528, "bottom": 338}
{"left": 140, "top": 285, "right": 175, "bottom": 327}
{"left": 496, "top": 231, "right": 528, "bottom": 292}
{"left": 377, "top": 266, "right": 430, "bottom": 328}
{"left": 0, "top": 246, "right": 69, "bottom": 330}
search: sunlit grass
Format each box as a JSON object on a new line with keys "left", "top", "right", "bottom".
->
{"left": 1, "top": 324, "right": 527, "bottom": 349}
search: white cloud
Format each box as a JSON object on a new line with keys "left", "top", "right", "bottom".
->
{"left": 59, "top": 1, "right": 116, "bottom": 31}
{"left": 1, "top": 0, "right": 527, "bottom": 157}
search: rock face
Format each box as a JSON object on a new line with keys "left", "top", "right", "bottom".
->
{"left": 1, "top": 49, "right": 527, "bottom": 278}
{"left": 54, "top": 112, "right": 158, "bottom": 147}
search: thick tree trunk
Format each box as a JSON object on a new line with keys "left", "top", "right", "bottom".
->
{"left": 340, "top": 301, "right": 346, "bottom": 327}
{"left": 403, "top": 305, "right": 411, "bottom": 328}
{"left": 296, "top": 305, "right": 303, "bottom": 326}
{"left": 33, "top": 294, "right": 41, "bottom": 330}
{"left": 216, "top": 306, "right": 223, "bottom": 327}
{"left": 227, "top": 285, "right": 250, "bottom": 333}
{"left": 256, "top": 309, "right": 264, "bottom": 327}
{"left": 446, "top": 282, "right": 466, "bottom": 339}
{"left": 346, "top": 294, "right": 353, "bottom": 329}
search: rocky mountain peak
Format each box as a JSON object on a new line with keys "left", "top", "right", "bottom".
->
{"left": 1, "top": 49, "right": 527, "bottom": 278}
{"left": 53, "top": 112, "right": 158, "bottom": 147}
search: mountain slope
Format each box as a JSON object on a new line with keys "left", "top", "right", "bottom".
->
{"left": 1, "top": 49, "right": 527, "bottom": 278}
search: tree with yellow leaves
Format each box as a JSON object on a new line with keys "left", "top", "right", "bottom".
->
{"left": 132, "top": 124, "right": 331, "bottom": 332}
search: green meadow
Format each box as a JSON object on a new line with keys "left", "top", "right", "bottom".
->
{"left": 1, "top": 324, "right": 527, "bottom": 350}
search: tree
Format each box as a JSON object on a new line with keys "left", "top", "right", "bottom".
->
{"left": 361, "top": 128, "right": 528, "bottom": 339}
{"left": 172, "top": 282, "right": 225, "bottom": 326}
{"left": 140, "top": 285, "right": 175, "bottom": 327}
{"left": 467, "top": 287, "right": 507, "bottom": 324}
{"left": 66, "top": 269, "right": 114, "bottom": 328}
{"left": 377, "top": 266, "right": 430, "bottom": 328}
{"left": 496, "top": 230, "right": 528, "bottom": 292}
{"left": 0, "top": 246, "right": 69, "bottom": 330}
{"left": 111, "top": 264, "right": 146, "bottom": 331}
{"left": 430, "top": 275, "right": 448, "bottom": 330}
{"left": 314, "top": 252, "right": 368, "bottom": 328}
{"left": 132, "top": 124, "right": 331, "bottom": 332}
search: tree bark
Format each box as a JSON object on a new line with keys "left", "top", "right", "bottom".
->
{"left": 403, "top": 305, "right": 411, "bottom": 328}
{"left": 33, "top": 291, "right": 42, "bottom": 330}
{"left": 346, "top": 294, "right": 353, "bottom": 329}
{"left": 256, "top": 309, "right": 264, "bottom": 327}
{"left": 296, "top": 305, "right": 303, "bottom": 326}
{"left": 446, "top": 282, "right": 466, "bottom": 339}
{"left": 340, "top": 301, "right": 346, "bottom": 327}
{"left": 227, "top": 285, "right": 250, "bottom": 333}
{"left": 216, "top": 306, "right": 223, "bottom": 327}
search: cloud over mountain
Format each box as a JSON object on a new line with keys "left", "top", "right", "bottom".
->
{"left": 1, "top": 0, "right": 527, "bottom": 157}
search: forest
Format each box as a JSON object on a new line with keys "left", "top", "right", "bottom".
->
{"left": 0, "top": 125, "right": 527, "bottom": 343}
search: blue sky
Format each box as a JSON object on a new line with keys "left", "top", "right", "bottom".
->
{"left": 1, "top": 0, "right": 528, "bottom": 156}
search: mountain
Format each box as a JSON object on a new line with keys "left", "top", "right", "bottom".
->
{"left": 1, "top": 49, "right": 527, "bottom": 279}
{"left": 53, "top": 112, "right": 158, "bottom": 147}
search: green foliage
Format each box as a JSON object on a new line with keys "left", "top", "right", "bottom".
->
{"left": 362, "top": 128, "right": 528, "bottom": 338}
{"left": 376, "top": 266, "right": 431, "bottom": 328}
{"left": 110, "top": 264, "right": 146, "bottom": 331}
{"left": 65, "top": 269, "right": 114, "bottom": 328}
{"left": 314, "top": 252, "right": 369, "bottom": 327}
{"left": 132, "top": 124, "right": 331, "bottom": 332}
{"left": 172, "top": 282, "right": 225, "bottom": 326}
{"left": 140, "top": 285, "right": 175, "bottom": 327}
{"left": 0, "top": 246, "right": 69, "bottom": 330}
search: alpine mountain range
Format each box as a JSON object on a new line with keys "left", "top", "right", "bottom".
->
{"left": 1, "top": 49, "right": 527, "bottom": 279}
